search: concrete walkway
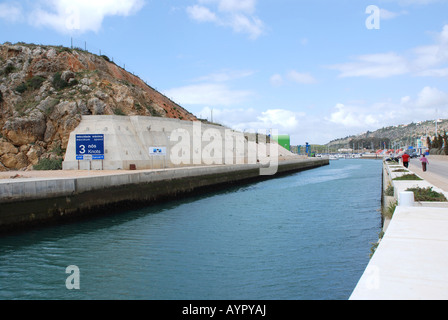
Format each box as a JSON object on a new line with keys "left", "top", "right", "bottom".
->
{"left": 409, "top": 156, "right": 448, "bottom": 192}
{"left": 350, "top": 155, "right": 448, "bottom": 300}
{"left": 350, "top": 204, "right": 448, "bottom": 300}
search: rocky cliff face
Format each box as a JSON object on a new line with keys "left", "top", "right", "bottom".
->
{"left": 0, "top": 43, "right": 197, "bottom": 171}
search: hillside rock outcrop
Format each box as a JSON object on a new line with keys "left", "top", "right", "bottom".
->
{"left": 0, "top": 42, "right": 197, "bottom": 170}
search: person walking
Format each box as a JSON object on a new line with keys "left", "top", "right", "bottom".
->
{"left": 420, "top": 154, "right": 429, "bottom": 172}
{"left": 402, "top": 153, "right": 410, "bottom": 168}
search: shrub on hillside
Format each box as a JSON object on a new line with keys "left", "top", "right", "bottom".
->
{"left": 27, "top": 76, "right": 46, "bottom": 90}
{"left": 2, "top": 64, "right": 15, "bottom": 76}
{"left": 52, "top": 72, "right": 68, "bottom": 90}
{"left": 15, "top": 82, "right": 28, "bottom": 94}
{"left": 33, "top": 158, "right": 63, "bottom": 170}
{"left": 14, "top": 76, "right": 46, "bottom": 94}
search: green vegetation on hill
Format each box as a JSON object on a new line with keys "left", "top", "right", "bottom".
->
{"left": 327, "top": 119, "right": 448, "bottom": 152}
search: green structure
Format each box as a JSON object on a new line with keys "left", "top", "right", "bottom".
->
{"left": 273, "top": 135, "right": 291, "bottom": 151}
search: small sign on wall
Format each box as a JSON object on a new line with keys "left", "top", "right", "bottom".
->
{"left": 149, "top": 147, "right": 166, "bottom": 156}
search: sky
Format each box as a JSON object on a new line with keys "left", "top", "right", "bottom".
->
{"left": 1, "top": 0, "right": 448, "bottom": 145}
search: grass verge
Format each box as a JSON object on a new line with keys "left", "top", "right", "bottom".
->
{"left": 406, "top": 187, "right": 447, "bottom": 202}
{"left": 393, "top": 174, "right": 423, "bottom": 181}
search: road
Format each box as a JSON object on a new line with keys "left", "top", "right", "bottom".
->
{"left": 409, "top": 156, "right": 448, "bottom": 192}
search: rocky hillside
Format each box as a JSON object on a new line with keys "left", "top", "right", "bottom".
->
{"left": 0, "top": 42, "right": 197, "bottom": 171}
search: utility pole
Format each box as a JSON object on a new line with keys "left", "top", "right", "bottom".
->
{"left": 435, "top": 108, "right": 439, "bottom": 137}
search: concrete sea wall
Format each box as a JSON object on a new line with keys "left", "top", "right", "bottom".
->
{"left": 0, "top": 158, "right": 328, "bottom": 233}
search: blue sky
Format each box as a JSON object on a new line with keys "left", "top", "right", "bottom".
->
{"left": 1, "top": 0, "right": 448, "bottom": 145}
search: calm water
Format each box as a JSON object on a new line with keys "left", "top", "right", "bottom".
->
{"left": 0, "top": 159, "right": 382, "bottom": 300}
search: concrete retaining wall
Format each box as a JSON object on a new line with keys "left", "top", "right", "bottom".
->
{"left": 0, "top": 158, "right": 328, "bottom": 233}
{"left": 62, "top": 115, "right": 296, "bottom": 171}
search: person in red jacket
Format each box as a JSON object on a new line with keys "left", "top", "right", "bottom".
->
{"left": 402, "top": 153, "right": 410, "bottom": 168}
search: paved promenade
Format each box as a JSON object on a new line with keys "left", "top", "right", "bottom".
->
{"left": 409, "top": 156, "right": 448, "bottom": 192}
{"left": 350, "top": 155, "right": 448, "bottom": 300}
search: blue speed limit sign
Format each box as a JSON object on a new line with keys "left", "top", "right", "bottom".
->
{"left": 76, "top": 134, "right": 105, "bottom": 160}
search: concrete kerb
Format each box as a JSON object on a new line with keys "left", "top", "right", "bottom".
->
{"left": 384, "top": 160, "right": 448, "bottom": 210}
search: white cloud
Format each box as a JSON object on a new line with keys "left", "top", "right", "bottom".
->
{"left": 187, "top": 0, "right": 264, "bottom": 39}
{"left": 416, "top": 86, "right": 448, "bottom": 108}
{"left": 0, "top": 2, "right": 23, "bottom": 22}
{"left": 228, "top": 13, "right": 264, "bottom": 39}
{"left": 327, "top": 86, "right": 448, "bottom": 131}
{"left": 257, "top": 109, "right": 304, "bottom": 130}
{"left": 194, "top": 105, "right": 364, "bottom": 145}
{"left": 192, "top": 85, "right": 448, "bottom": 145}
{"left": 27, "top": 0, "right": 145, "bottom": 34}
{"left": 328, "top": 52, "right": 409, "bottom": 78}
{"left": 411, "top": 25, "right": 448, "bottom": 76}
{"left": 416, "top": 68, "right": 448, "bottom": 77}
{"left": 186, "top": 5, "right": 217, "bottom": 23}
{"left": 389, "top": 0, "right": 447, "bottom": 5}
{"left": 287, "top": 70, "right": 317, "bottom": 84}
{"left": 270, "top": 70, "right": 317, "bottom": 86}
{"left": 193, "top": 69, "right": 254, "bottom": 82}
{"left": 412, "top": 45, "right": 441, "bottom": 70}
{"left": 328, "top": 24, "right": 448, "bottom": 79}
{"left": 380, "top": 8, "right": 408, "bottom": 20}
{"left": 164, "top": 83, "right": 253, "bottom": 107}
{"left": 327, "top": 103, "right": 381, "bottom": 128}
{"left": 270, "top": 74, "right": 284, "bottom": 87}
{"left": 196, "top": 106, "right": 259, "bottom": 125}
{"left": 165, "top": 68, "right": 256, "bottom": 108}
{"left": 215, "top": 0, "right": 257, "bottom": 14}
{"left": 196, "top": 106, "right": 307, "bottom": 138}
